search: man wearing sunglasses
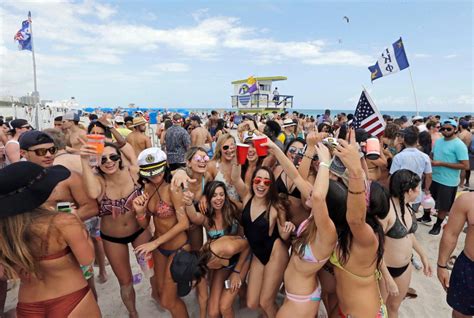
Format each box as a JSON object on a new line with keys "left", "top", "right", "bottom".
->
{"left": 428, "top": 120, "right": 469, "bottom": 235}
{"left": 19, "top": 130, "right": 98, "bottom": 220}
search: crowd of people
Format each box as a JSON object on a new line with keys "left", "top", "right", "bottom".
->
{"left": 0, "top": 108, "right": 472, "bottom": 318}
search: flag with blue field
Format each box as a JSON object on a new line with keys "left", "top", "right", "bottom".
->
{"left": 368, "top": 37, "right": 410, "bottom": 82}
{"left": 14, "top": 11, "right": 32, "bottom": 51}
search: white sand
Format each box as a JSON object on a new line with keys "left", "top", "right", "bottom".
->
{"left": 5, "top": 215, "right": 464, "bottom": 318}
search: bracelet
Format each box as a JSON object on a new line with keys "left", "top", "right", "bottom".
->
{"left": 319, "top": 162, "right": 330, "bottom": 169}
{"left": 136, "top": 213, "right": 146, "bottom": 221}
{"left": 348, "top": 189, "right": 365, "bottom": 195}
{"left": 232, "top": 269, "right": 241, "bottom": 274}
{"left": 437, "top": 263, "right": 448, "bottom": 269}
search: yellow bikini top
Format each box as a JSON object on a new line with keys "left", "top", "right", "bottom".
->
{"left": 329, "top": 251, "right": 381, "bottom": 280}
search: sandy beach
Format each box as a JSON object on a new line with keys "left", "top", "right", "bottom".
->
{"left": 4, "top": 196, "right": 467, "bottom": 318}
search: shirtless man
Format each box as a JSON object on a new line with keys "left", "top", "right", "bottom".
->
{"left": 43, "top": 128, "right": 83, "bottom": 174}
{"left": 19, "top": 130, "right": 106, "bottom": 291}
{"left": 437, "top": 192, "right": 474, "bottom": 318}
{"left": 126, "top": 117, "right": 151, "bottom": 156}
{"left": 458, "top": 120, "right": 471, "bottom": 189}
{"left": 207, "top": 110, "right": 219, "bottom": 137}
{"left": 190, "top": 115, "right": 212, "bottom": 151}
{"left": 62, "top": 111, "right": 86, "bottom": 153}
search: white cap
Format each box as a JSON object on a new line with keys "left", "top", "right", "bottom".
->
{"left": 114, "top": 116, "right": 124, "bottom": 124}
{"left": 137, "top": 147, "right": 167, "bottom": 177}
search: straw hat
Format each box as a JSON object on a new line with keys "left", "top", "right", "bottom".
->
{"left": 130, "top": 117, "right": 147, "bottom": 127}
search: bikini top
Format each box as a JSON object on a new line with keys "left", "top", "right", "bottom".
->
{"left": 148, "top": 183, "right": 175, "bottom": 218}
{"left": 215, "top": 162, "right": 240, "bottom": 201}
{"left": 386, "top": 198, "right": 418, "bottom": 239}
{"left": 98, "top": 184, "right": 142, "bottom": 218}
{"left": 207, "top": 222, "right": 239, "bottom": 239}
{"left": 295, "top": 218, "right": 329, "bottom": 264}
{"left": 329, "top": 251, "right": 381, "bottom": 281}
{"left": 275, "top": 172, "right": 301, "bottom": 199}
{"left": 208, "top": 239, "right": 240, "bottom": 268}
{"left": 38, "top": 246, "right": 71, "bottom": 261}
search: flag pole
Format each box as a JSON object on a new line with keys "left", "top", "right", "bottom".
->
{"left": 29, "top": 12, "right": 39, "bottom": 129}
{"left": 407, "top": 68, "right": 419, "bottom": 116}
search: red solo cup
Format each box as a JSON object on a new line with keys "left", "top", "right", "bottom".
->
{"left": 236, "top": 143, "right": 250, "bottom": 165}
{"left": 253, "top": 136, "right": 268, "bottom": 156}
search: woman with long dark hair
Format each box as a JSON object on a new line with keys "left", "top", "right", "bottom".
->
{"left": 379, "top": 169, "right": 432, "bottom": 317}
{"left": 0, "top": 162, "right": 100, "bottom": 317}
{"left": 80, "top": 142, "right": 152, "bottom": 317}
{"left": 328, "top": 130, "right": 390, "bottom": 317}
{"left": 184, "top": 180, "right": 249, "bottom": 318}
{"left": 240, "top": 137, "right": 264, "bottom": 188}
{"left": 231, "top": 164, "right": 295, "bottom": 317}
{"left": 276, "top": 143, "right": 342, "bottom": 318}
{"left": 272, "top": 137, "right": 311, "bottom": 227}
{"left": 132, "top": 147, "right": 190, "bottom": 318}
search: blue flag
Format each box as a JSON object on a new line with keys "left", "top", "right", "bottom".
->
{"left": 14, "top": 11, "right": 32, "bottom": 51}
{"left": 368, "top": 37, "right": 409, "bottom": 82}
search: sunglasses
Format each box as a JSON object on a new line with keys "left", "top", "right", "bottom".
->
{"left": 222, "top": 144, "right": 234, "bottom": 151}
{"left": 288, "top": 146, "right": 304, "bottom": 154}
{"left": 193, "top": 154, "right": 209, "bottom": 163}
{"left": 439, "top": 127, "right": 453, "bottom": 132}
{"left": 101, "top": 154, "right": 121, "bottom": 165}
{"left": 253, "top": 177, "right": 272, "bottom": 186}
{"left": 28, "top": 146, "right": 58, "bottom": 156}
{"left": 21, "top": 125, "right": 32, "bottom": 129}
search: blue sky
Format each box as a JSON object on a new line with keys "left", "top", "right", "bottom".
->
{"left": 1, "top": 0, "right": 472, "bottom": 112}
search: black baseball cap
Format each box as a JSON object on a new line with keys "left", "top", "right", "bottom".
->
{"left": 170, "top": 250, "right": 199, "bottom": 297}
{"left": 19, "top": 130, "right": 54, "bottom": 150}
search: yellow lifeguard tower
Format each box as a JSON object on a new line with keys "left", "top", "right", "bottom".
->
{"left": 231, "top": 76, "right": 294, "bottom": 113}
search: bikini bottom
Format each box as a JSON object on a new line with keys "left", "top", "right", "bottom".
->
{"left": 387, "top": 263, "right": 410, "bottom": 278}
{"left": 16, "top": 286, "right": 90, "bottom": 318}
{"left": 100, "top": 228, "right": 145, "bottom": 245}
{"left": 285, "top": 284, "right": 322, "bottom": 302}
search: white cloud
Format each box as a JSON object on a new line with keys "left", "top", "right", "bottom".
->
{"left": 455, "top": 94, "right": 474, "bottom": 105}
{"left": 444, "top": 54, "right": 458, "bottom": 59}
{"left": 153, "top": 63, "right": 189, "bottom": 72}
{"left": 413, "top": 53, "right": 431, "bottom": 59}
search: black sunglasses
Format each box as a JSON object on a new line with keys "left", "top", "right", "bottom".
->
{"left": 222, "top": 145, "right": 233, "bottom": 151}
{"left": 28, "top": 146, "right": 58, "bottom": 156}
{"left": 440, "top": 127, "right": 453, "bottom": 132}
{"left": 101, "top": 154, "right": 121, "bottom": 165}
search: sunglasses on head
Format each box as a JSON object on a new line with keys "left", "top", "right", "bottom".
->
{"left": 440, "top": 127, "right": 453, "bottom": 132}
{"left": 101, "top": 154, "right": 121, "bottom": 165}
{"left": 253, "top": 177, "right": 271, "bottom": 186}
{"left": 28, "top": 146, "right": 58, "bottom": 156}
{"left": 193, "top": 154, "right": 209, "bottom": 163}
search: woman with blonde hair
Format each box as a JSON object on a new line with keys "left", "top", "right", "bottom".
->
{"left": 208, "top": 134, "right": 240, "bottom": 203}
{"left": 0, "top": 162, "right": 100, "bottom": 317}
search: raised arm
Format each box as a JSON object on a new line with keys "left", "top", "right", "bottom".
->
{"left": 262, "top": 138, "right": 312, "bottom": 198}
{"left": 334, "top": 131, "right": 377, "bottom": 247}
{"left": 231, "top": 158, "right": 251, "bottom": 202}
{"left": 311, "top": 143, "right": 337, "bottom": 252}
{"left": 79, "top": 142, "right": 104, "bottom": 199}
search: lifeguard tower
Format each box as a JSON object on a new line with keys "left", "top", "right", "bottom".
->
{"left": 231, "top": 76, "right": 294, "bottom": 113}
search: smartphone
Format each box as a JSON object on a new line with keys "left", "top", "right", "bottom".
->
{"left": 329, "top": 156, "right": 346, "bottom": 177}
{"left": 57, "top": 202, "right": 72, "bottom": 213}
{"left": 224, "top": 279, "right": 231, "bottom": 289}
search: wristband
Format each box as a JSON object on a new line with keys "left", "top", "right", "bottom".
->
{"left": 319, "top": 162, "right": 330, "bottom": 169}
{"left": 232, "top": 269, "right": 241, "bottom": 274}
{"left": 348, "top": 189, "right": 365, "bottom": 195}
{"left": 437, "top": 263, "right": 448, "bottom": 269}
{"left": 136, "top": 213, "right": 146, "bottom": 221}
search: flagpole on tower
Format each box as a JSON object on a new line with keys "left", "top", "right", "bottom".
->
{"left": 407, "top": 68, "right": 419, "bottom": 116}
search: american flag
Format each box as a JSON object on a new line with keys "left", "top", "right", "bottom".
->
{"left": 352, "top": 90, "right": 385, "bottom": 137}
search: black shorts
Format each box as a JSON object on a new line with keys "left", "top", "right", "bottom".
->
{"left": 447, "top": 251, "right": 474, "bottom": 315}
{"left": 430, "top": 180, "right": 457, "bottom": 212}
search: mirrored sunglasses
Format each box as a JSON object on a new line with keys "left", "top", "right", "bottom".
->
{"left": 193, "top": 155, "right": 209, "bottom": 163}
{"left": 253, "top": 177, "right": 271, "bottom": 186}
